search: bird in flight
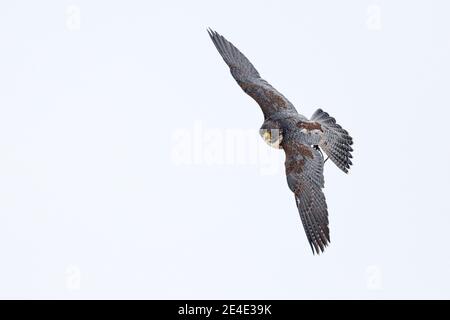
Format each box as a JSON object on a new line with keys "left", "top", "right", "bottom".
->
{"left": 208, "top": 28, "right": 353, "bottom": 254}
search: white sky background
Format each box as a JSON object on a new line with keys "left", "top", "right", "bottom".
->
{"left": 0, "top": 0, "right": 449, "bottom": 299}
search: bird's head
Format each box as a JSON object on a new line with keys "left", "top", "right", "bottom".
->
{"left": 259, "top": 120, "right": 283, "bottom": 149}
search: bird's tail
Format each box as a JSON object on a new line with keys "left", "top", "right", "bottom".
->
{"left": 311, "top": 109, "right": 353, "bottom": 173}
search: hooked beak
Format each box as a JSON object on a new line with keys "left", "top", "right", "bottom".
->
{"left": 262, "top": 130, "right": 271, "bottom": 142}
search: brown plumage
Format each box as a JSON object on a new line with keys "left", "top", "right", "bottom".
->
{"left": 208, "top": 29, "right": 353, "bottom": 254}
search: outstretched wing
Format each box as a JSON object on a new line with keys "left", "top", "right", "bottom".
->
{"left": 284, "top": 141, "right": 330, "bottom": 254}
{"left": 208, "top": 29, "right": 297, "bottom": 119}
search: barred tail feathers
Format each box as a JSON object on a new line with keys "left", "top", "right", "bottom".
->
{"left": 311, "top": 109, "right": 353, "bottom": 173}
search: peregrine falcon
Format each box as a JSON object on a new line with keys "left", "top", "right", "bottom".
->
{"left": 208, "top": 29, "right": 353, "bottom": 254}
